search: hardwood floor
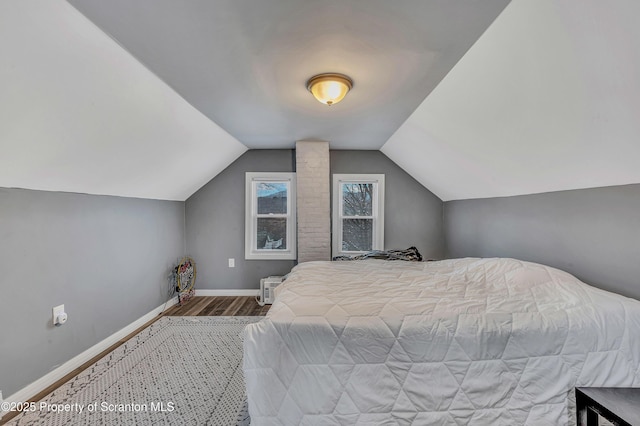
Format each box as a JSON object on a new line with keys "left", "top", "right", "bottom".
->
{"left": 163, "top": 296, "right": 270, "bottom": 316}
{"left": 0, "top": 296, "right": 268, "bottom": 425}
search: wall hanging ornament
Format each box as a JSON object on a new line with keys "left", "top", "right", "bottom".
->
{"left": 171, "top": 256, "right": 196, "bottom": 305}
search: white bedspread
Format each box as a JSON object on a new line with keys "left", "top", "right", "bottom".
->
{"left": 243, "top": 258, "right": 640, "bottom": 425}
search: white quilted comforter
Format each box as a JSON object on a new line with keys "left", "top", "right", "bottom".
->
{"left": 243, "top": 258, "right": 640, "bottom": 425}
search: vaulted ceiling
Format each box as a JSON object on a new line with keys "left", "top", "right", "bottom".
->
{"left": 383, "top": 0, "right": 640, "bottom": 200}
{"left": 66, "top": 0, "right": 509, "bottom": 151}
{"left": 1, "top": 0, "right": 639, "bottom": 201}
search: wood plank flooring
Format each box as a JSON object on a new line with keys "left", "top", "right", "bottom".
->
{"left": 163, "top": 296, "right": 270, "bottom": 316}
{"left": 0, "top": 296, "right": 268, "bottom": 425}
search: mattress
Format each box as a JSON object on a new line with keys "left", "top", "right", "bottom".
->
{"left": 243, "top": 258, "right": 640, "bottom": 425}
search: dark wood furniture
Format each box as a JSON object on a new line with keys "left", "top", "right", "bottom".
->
{"left": 576, "top": 387, "right": 640, "bottom": 426}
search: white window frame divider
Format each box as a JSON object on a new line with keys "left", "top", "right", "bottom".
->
{"left": 245, "top": 172, "right": 297, "bottom": 260}
{"left": 332, "top": 173, "right": 385, "bottom": 258}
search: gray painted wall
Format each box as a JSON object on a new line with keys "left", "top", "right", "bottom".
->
{"left": 331, "top": 151, "right": 444, "bottom": 260}
{"left": 444, "top": 184, "right": 640, "bottom": 300}
{"left": 185, "top": 150, "right": 296, "bottom": 290}
{"left": 0, "top": 188, "right": 184, "bottom": 396}
{"left": 186, "top": 149, "right": 445, "bottom": 290}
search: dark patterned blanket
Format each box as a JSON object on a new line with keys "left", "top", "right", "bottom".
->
{"left": 333, "top": 246, "right": 423, "bottom": 262}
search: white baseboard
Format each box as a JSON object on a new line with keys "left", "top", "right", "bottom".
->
{"left": 3, "top": 297, "right": 178, "bottom": 411}
{"left": 195, "top": 289, "right": 259, "bottom": 297}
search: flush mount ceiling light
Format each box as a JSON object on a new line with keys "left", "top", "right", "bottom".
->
{"left": 306, "top": 73, "right": 353, "bottom": 106}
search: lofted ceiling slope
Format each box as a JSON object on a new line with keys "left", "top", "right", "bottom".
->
{"left": 3, "top": 0, "right": 639, "bottom": 202}
{"left": 383, "top": 0, "right": 640, "bottom": 201}
{"left": 0, "top": 0, "right": 247, "bottom": 201}
{"left": 67, "top": 0, "right": 510, "bottom": 150}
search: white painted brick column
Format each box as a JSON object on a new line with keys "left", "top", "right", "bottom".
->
{"left": 295, "top": 141, "right": 331, "bottom": 262}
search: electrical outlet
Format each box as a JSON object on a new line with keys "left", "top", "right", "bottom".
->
{"left": 53, "top": 304, "right": 65, "bottom": 325}
{"left": 228, "top": 258, "right": 235, "bottom": 268}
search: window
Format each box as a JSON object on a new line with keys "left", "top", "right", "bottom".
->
{"left": 245, "top": 172, "right": 296, "bottom": 260}
{"left": 332, "top": 174, "right": 384, "bottom": 257}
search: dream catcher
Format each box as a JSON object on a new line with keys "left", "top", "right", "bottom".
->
{"left": 171, "top": 256, "right": 197, "bottom": 305}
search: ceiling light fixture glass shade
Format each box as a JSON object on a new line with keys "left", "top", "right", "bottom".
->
{"left": 306, "top": 73, "right": 353, "bottom": 106}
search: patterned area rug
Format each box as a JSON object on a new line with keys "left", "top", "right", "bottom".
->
{"left": 6, "top": 316, "right": 260, "bottom": 426}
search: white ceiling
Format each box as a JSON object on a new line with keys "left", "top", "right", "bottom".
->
{"left": 383, "top": 0, "right": 640, "bottom": 200}
{"left": 0, "top": 0, "right": 246, "bottom": 201}
{"left": 66, "top": 0, "right": 509, "bottom": 150}
{"left": 2, "top": 0, "right": 640, "bottom": 201}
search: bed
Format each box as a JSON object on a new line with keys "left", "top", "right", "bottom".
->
{"left": 243, "top": 258, "right": 640, "bottom": 425}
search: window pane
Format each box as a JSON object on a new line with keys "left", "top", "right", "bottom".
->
{"left": 342, "top": 219, "right": 373, "bottom": 251}
{"left": 257, "top": 218, "right": 287, "bottom": 250}
{"left": 342, "top": 183, "right": 373, "bottom": 216}
{"left": 257, "top": 182, "right": 288, "bottom": 214}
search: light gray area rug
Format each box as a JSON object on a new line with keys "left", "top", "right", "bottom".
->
{"left": 6, "top": 316, "right": 260, "bottom": 426}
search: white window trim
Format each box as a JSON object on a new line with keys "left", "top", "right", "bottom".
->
{"left": 245, "top": 172, "right": 297, "bottom": 260}
{"left": 332, "top": 174, "right": 384, "bottom": 258}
